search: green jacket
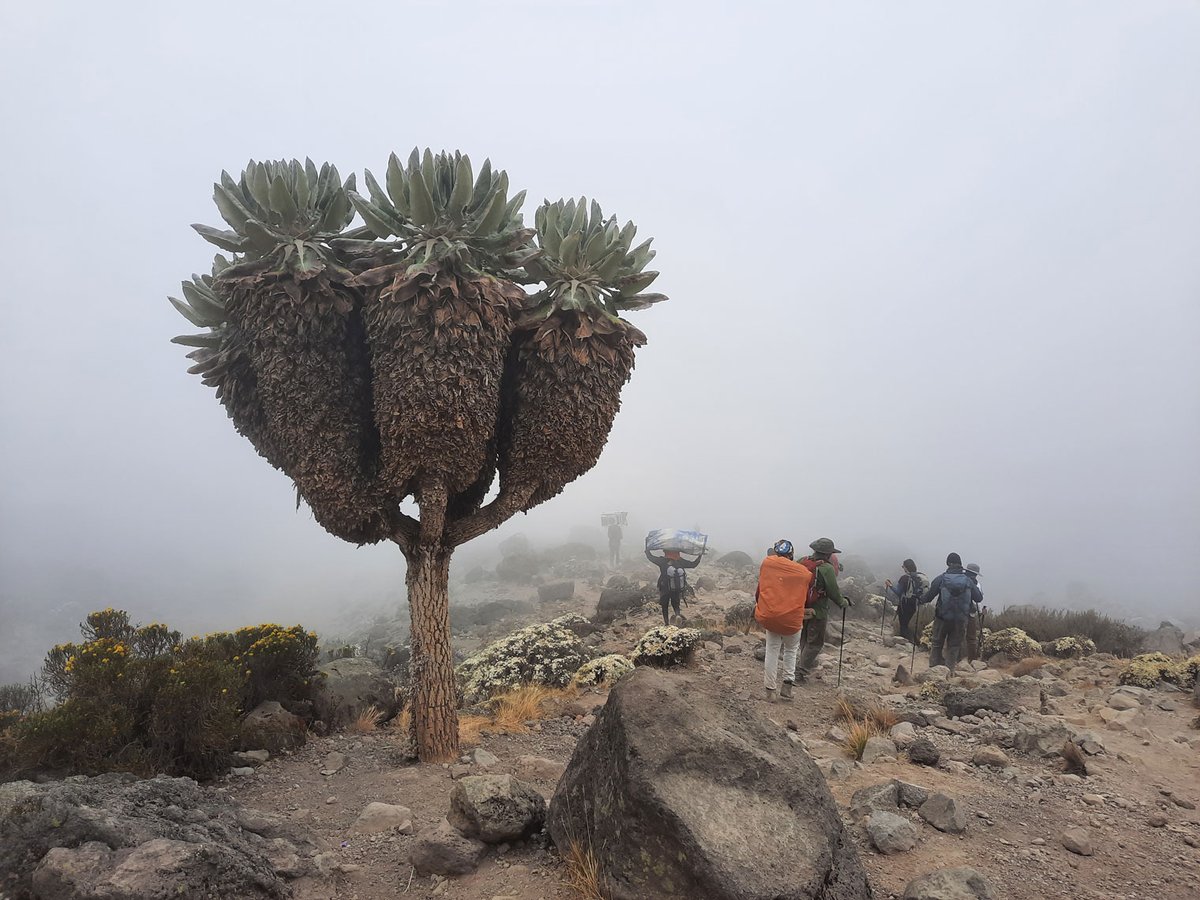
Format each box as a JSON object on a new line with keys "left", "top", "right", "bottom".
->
{"left": 803, "top": 557, "right": 848, "bottom": 620}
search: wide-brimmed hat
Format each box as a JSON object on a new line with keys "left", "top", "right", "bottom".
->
{"left": 966, "top": 563, "right": 982, "bottom": 576}
{"left": 809, "top": 537, "right": 842, "bottom": 556}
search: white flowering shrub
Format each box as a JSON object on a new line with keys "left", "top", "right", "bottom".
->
{"left": 631, "top": 625, "right": 702, "bottom": 668}
{"left": 572, "top": 654, "right": 634, "bottom": 688}
{"left": 981, "top": 627, "right": 1042, "bottom": 661}
{"left": 1047, "top": 636, "right": 1097, "bottom": 659}
{"left": 456, "top": 622, "right": 589, "bottom": 704}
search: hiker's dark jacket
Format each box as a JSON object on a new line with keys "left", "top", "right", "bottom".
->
{"left": 920, "top": 566, "right": 983, "bottom": 615}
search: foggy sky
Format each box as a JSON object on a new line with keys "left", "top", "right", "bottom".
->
{"left": 2, "top": 1, "right": 1198, "bottom": 681}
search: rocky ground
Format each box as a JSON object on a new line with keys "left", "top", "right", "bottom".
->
{"left": 5, "top": 558, "right": 1199, "bottom": 899}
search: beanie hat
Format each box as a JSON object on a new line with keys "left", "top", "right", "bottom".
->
{"left": 946, "top": 552, "right": 962, "bottom": 567}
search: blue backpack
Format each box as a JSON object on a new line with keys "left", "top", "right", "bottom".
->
{"left": 937, "top": 572, "right": 974, "bottom": 622}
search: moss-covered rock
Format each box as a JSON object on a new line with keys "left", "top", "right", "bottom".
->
{"left": 1045, "top": 636, "right": 1097, "bottom": 659}
{"left": 456, "top": 623, "right": 589, "bottom": 704}
{"left": 981, "top": 627, "right": 1041, "bottom": 661}
{"left": 572, "top": 654, "right": 634, "bottom": 688}
{"left": 631, "top": 626, "right": 703, "bottom": 668}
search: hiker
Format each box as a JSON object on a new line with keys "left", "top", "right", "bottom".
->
{"left": 645, "top": 542, "right": 704, "bottom": 626}
{"left": 919, "top": 553, "right": 983, "bottom": 674}
{"left": 794, "top": 538, "right": 851, "bottom": 683}
{"left": 964, "top": 562, "right": 984, "bottom": 661}
{"left": 608, "top": 521, "right": 623, "bottom": 566}
{"left": 885, "top": 559, "right": 927, "bottom": 642}
{"left": 754, "top": 540, "right": 814, "bottom": 702}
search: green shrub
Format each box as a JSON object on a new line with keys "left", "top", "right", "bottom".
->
{"left": 984, "top": 607, "right": 1145, "bottom": 657}
{"left": 981, "top": 627, "right": 1042, "bottom": 661}
{"left": 5, "top": 609, "right": 318, "bottom": 781}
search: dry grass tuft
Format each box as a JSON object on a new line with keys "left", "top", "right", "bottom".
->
{"left": 844, "top": 718, "right": 883, "bottom": 760}
{"left": 347, "top": 704, "right": 385, "bottom": 734}
{"left": 457, "top": 714, "right": 492, "bottom": 747}
{"left": 834, "top": 695, "right": 895, "bottom": 731}
{"left": 491, "top": 684, "right": 573, "bottom": 733}
{"left": 1012, "top": 657, "right": 1050, "bottom": 677}
{"left": 562, "top": 837, "right": 607, "bottom": 900}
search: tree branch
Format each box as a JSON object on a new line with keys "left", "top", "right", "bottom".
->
{"left": 390, "top": 507, "right": 420, "bottom": 556}
{"left": 446, "top": 482, "right": 535, "bottom": 547}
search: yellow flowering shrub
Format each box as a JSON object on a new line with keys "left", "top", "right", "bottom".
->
{"left": 4, "top": 609, "right": 317, "bottom": 781}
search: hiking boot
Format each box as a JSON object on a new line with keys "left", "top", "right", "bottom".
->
{"left": 764, "top": 688, "right": 777, "bottom": 703}
{"left": 779, "top": 680, "right": 795, "bottom": 700}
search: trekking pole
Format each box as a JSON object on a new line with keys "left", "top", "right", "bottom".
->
{"left": 880, "top": 594, "right": 887, "bottom": 643}
{"left": 836, "top": 605, "right": 847, "bottom": 688}
{"left": 910, "top": 605, "right": 920, "bottom": 674}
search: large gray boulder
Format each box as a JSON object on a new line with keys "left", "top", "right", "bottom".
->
{"left": 1141, "top": 621, "right": 1185, "bottom": 655}
{"left": 0, "top": 774, "right": 312, "bottom": 899}
{"left": 546, "top": 668, "right": 871, "bottom": 900}
{"left": 314, "top": 657, "right": 402, "bottom": 729}
{"left": 448, "top": 775, "right": 546, "bottom": 843}
{"left": 408, "top": 818, "right": 486, "bottom": 876}
{"left": 593, "top": 586, "right": 651, "bottom": 624}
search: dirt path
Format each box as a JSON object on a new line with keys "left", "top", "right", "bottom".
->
{"left": 226, "top": 582, "right": 1200, "bottom": 899}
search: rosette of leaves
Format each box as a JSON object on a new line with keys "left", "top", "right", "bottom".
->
{"left": 347, "top": 149, "right": 535, "bottom": 507}
{"left": 173, "top": 159, "right": 390, "bottom": 543}
{"left": 499, "top": 198, "right": 665, "bottom": 511}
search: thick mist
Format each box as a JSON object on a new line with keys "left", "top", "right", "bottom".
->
{"left": 2, "top": 1, "right": 1198, "bottom": 684}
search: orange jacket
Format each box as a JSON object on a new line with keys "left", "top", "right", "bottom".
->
{"left": 753, "top": 555, "right": 814, "bottom": 635}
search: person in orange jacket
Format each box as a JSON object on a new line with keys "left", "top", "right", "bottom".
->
{"left": 754, "top": 540, "right": 815, "bottom": 702}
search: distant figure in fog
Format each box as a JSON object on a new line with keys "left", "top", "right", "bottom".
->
{"left": 608, "top": 522, "right": 623, "bottom": 566}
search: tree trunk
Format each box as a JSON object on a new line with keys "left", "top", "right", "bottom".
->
{"left": 404, "top": 544, "right": 459, "bottom": 762}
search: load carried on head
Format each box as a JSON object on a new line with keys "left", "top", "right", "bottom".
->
{"left": 644, "top": 529, "right": 708, "bottom": 556}
{"left": 644, "top": 530, "right": 708, "bottom": 627}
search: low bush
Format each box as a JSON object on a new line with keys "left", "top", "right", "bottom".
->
{"left": 631, "top": 626, "right": 702, "bottom": 667}
{"left": 1119, "top": 653, "right": 1200, "bottom": 689}
{"left": 3, "top": 608, "right": 319, "bottom": 781}
{"left": 984, "top": 607, "right": 1145, "bottom": 657}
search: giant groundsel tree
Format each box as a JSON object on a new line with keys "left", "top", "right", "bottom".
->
{"left": 170, "top": 151, "right": 664, "bottom": 761}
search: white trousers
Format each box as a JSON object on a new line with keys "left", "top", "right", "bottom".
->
{"left": 764, "top": 630, "right": 802, "bottom": 690}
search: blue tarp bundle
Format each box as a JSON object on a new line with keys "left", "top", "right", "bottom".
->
{"left": 645, "top": 529, "right": 708, "bottom": 555}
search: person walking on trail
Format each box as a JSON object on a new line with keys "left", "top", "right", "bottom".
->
{"left": 919, "top": 552, "right": 982, "bottom": 675}
{"left": 645, "top": 543, "right": 704, "bottom": 626}
{"left": 885, "top": 559, "right": 927, "bottom": 642}
{"left": 608, "top": 522, "right": 623, "bottom": 566}
{"left": 964, "top": 562, "right": 985, "bottom": 662}
{"left": 794, "top": 538, "right": 851, "bottom": 683}
{"left": 754, "top": 540, "right": 814, "bottom": 702}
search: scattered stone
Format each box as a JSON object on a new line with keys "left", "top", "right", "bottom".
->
{"left": 1082, "top": 794, "right": 1105, "bottom": 807}
{"left": 546, "top": 667, "right": 871, "bottom": 899}
{"left": 1106, "top": 693, "right": 1141, "bottom": 711}
{"left": 908, "top": 737, "right": 940, "bottom": 766}
{"left": 1156, "top": 698, "right": 1179, "bottom": 712}
{"left": 850, "top": 782, "right": 899, "bottom": 820}
{"left": 352, "top": 802, "right": 414, "bottom": 835}
{"left": 1147, "top": 813, "right": 1168, "bottom": 828}
{"left": 894, "top": 663, "right": 913, "bottom": 685}
{"left": 919, "top": 794, "right": 968, "bottom": 834}
{"left": 512, "top": 755, "right": 566, "bottom": 782}
{"left": 230, "top": 766, "right": 255, "bottom": 777}
{"left": 891, "top": 722, "right": 917, "bottom": 746}
{"left": 876, "top": 656, "right": 892, "bottom": 667}
{"left": 232, "top": 749, "right": 270, "bottom": 767}
{"left": 1172, "top": 796, "right": 1196, "bottom": 810}
{"left": 903, "top": 867, "right": 998, "bottom": 900}
{"left": 916, "top": 666, "right": 950, "bottom": 683}
{"left": 943, "top": 681, "right": 1033, "bottom": 718}
{"left": 931, "top": 717, "right": 966, "bottom": 735}
{"left": 826, "top": 724, "right": 850, "bottom": 744}
{"left": 867, "top": 811, "right": 919, "bottom": 854}
{"left": 861, "top": 736, "right": 898, "bottom": 765}
{"left": 1061, "top": 826, "right": 1094, "bottom": 856}
{"left": 409, "top": 819, "right": 487, "bottom": 876}
{"left": 971, "top": 748, "right": 1011, "bottom": 768}
{"left": 319, "top": 751, "right": 348, "bottom": 776}
{"left": 449, "top": 775, "right": 547, "bottom": 844}
{"left": 467, "top": 748, "right": 500, "bottom": 769}
{"left": 896, "top": 781, "right": 930, "bottom": 809}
